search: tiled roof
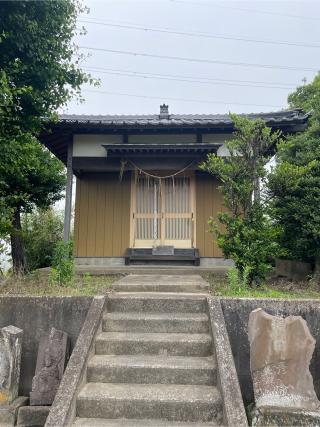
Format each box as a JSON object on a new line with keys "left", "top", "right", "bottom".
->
{"left": 58, "top": 109, "right": 309, "bottom": 128}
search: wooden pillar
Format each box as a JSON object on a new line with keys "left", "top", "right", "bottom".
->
{"left": 63, "top": 138, "right": 73, "bottom": 242}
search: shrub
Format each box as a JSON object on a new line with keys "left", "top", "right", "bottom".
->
{"left": 49, "top": 240, "right": 74, "bottom": 286}
{"left": 212, "top": 208, "right": 282, "bottom": 285}
{"left": 227, "top": 266, "right": 252, "bottom": 293}
{"left": 22, "top": 209, "right": 63, "bottom": 271}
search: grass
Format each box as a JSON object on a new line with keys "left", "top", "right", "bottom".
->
{"left": 1, "top": 269, "right": 319, "bottom": 299}
{"left": 0, "top": 271, "right": 122, "bottom": 296}
{"left": 202, "top": 273, "right": 320, "bottom": 299}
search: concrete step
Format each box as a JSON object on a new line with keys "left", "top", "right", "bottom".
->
{"left": 71, "top": 265, "right": 230, "bottom": 276}
{"left": 113, "top": 283, "right": 209, "bottom": 293}
{"left": 76, "top": 383, "right": 222, "bottom": 423}
{"left": 116, "top": 274, "right": 206, "bottom": 282}
{"left": 102, "top": 312, "right": 209, "bottom": 333}
{"left": 113, "top": 275, "right": 209, "bottom": 293}
{"left": 87, "top": 354, "right": 216, "bottom": 385}
{"left": 107, "top": 293, "right": 207, "bottom": 314}
{"left": 73, "top": 417, "right": 220, "bottom": 426}
{"left": 95, "top": 332, "right": 212, "bottom": 356}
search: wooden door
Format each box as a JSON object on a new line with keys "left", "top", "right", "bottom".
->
{"left": 131, "top": 173, "right": 195, "bottom": 248}
{"left": 131, "top": 177, "right": 161, "bottom": 247}
{"left": 163, "top": 176, "right": 194, "bottom": 247}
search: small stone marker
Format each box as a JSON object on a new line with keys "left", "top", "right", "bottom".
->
{"left": 248, "top": 308, "right": 320, "bottom": 411}
{"left": 0, "top": 325, "right": 23, "bottom": 406}
{"left": 30, "top": 327, "right": 70, "bottom": 406}
{"left": 152, "top": 246, "right": 174, "bottom": 256}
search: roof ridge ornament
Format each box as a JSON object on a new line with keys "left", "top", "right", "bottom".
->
{"left": 159, "top": 104, "right": 169, "bottom": 119}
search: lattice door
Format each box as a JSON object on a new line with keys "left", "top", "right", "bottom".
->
{"left": 131, "top": 174, "right": 195, "bottom": 248}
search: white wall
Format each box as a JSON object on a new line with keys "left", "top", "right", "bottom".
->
{"left": 73, "top": 134, "right": 122, "bottom": 157}
{"left": 72, "top": 133, "right": 232, "bottom": 157}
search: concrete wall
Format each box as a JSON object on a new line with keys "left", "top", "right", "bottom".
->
{"left": 0, "top": 296, "right": 92, "bottom": 396}
{"left": 220, "top": 298, "right": 320, "bottom": 406}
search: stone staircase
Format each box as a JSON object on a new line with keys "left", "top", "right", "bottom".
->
{"left": 73, "top": 292, "right": 223, "bottom": 426}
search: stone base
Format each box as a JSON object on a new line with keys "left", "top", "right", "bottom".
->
{"left": 0, "top": 397, "right": 28, "bottom": 426}
{"left": 75, "top": 256, "right": 234, "bottom": 268}
{"left": 75, "top": 257, "right": 125, "bottom": 266}
{"left": 17, "top": 405, "right": 50, "bottom": 427}
{"left": 30, "top": 390, "right": 55, "bottom": 406}
{"left": 252, "top": 405, "right": 320, "bottom": 426}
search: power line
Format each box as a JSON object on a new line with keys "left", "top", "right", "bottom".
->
{"left": 86, "top": 66, "right": 297, "bottom": 87}
{"left": 79, "top": 17, "right": 320, "bottom": 49}
{"left": 85, "top": 66, "right": 297, "bottom": 90}
{"left": 83, "top": 88, "right": 284, "bottom": 108}
{"left": 169, "top": 0, "right": 320, "bottom": 21}
{"left": 79, "top": 46, "right": 319, "bottom": 73}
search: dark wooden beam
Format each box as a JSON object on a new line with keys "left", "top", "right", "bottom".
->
{"left": 72, "top": 156, "right": 205, "bottom": 172}
{"left": 196, "top": 133, "right": 203, "bottom": 143}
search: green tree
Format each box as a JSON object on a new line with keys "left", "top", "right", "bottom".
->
{"left": 2, "top": 136, "right": 66, "bottom": 273}
{"left": 268, "top": 74, "right": 320, "bottom": 272}
{"left": 0, "top": 0, "right": 91, "bottom": 273}
{"left": 201, "top": 114, "right": 282, "bottom": 285}
{"left": 22, "top": 209, "right": 64, "bottom": 271}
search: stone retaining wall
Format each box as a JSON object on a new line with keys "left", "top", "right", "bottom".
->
{"left": 2, "top": 295, "right": 320, "bottom": 410}
{"left": 0, "top": 296, "right": 92, "bottom": 396}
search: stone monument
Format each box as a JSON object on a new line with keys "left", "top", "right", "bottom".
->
{"left": 0, "top": 325, "right": 28, "bottom": 426}
{"left": 248, "top": 308, "right": 320, "bottom": 426}
{"left": 30, "top": 327, "right": 69, "bottom": 406}
{"left": 0, "top": 325, "right": 23, "bottom": 405}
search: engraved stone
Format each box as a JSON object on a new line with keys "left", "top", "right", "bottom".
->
{"left": 248, "top": 308, "right": 320, "bottom": 411}
{"left": 0, "top": 325, "right": 23, "bottom": 406}
{"left": 30, "top": 328, "right": 69, "bottom": 406}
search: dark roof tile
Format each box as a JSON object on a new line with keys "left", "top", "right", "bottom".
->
{"left": 58, "top": 109, "right": 309, "bottom": 128}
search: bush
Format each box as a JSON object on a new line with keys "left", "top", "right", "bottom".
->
{"left": 49, "top": 240, "right": 74, "bottom": 286}
{"left": 227, "top": 267, "right": 252, "bottom": 293}
{"left": 22, "top": 209, "right": 64, "bottom": 271}
{"left": 211, "top": 207, "right": 283, "bottom": 286}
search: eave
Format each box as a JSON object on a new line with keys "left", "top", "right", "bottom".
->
{"left": 102, "top": 143, "right": 221, "bottom": 159}
{"left": 40, "top": 108, "right": 310, "bottom": 165}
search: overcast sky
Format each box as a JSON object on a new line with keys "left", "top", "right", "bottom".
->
{"left": 63, "top": 0, "right": 320, "bottom": 116}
